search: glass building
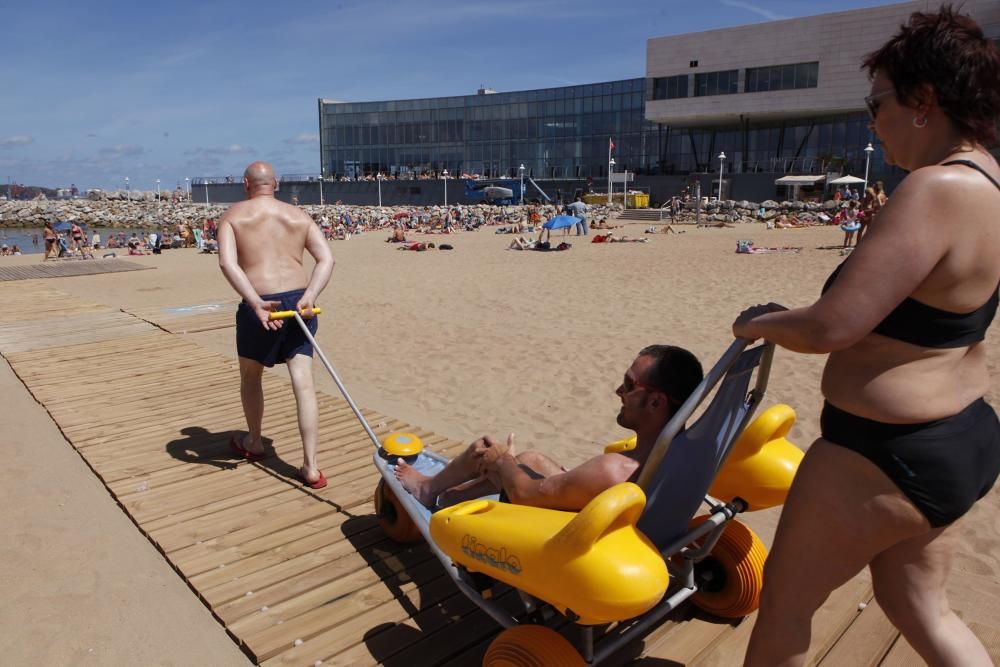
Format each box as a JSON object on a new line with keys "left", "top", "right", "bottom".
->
{"left": 319, "top": 79, "right": 659, "bottom": 181}
{"left": 319, "top": 79, "right": 891, "bottom": 184}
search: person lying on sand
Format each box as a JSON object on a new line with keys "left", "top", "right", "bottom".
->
{"left": 594, "top": 234, "right": 648, "bottom": 243}
{"left": 396, "top": 345, "right": 702, "bottom": 511}
{"left": 508, "top": 236, "right": 536, "bottom": 250}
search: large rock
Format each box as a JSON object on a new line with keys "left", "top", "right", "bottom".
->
{"left": 761, "top": 200, "right": 780, "bottom": 210}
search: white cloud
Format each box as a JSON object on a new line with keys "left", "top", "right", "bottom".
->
{"left": 186, "top": 144, "right": 256, "bottom": 156}
{"left": 284, "top": 133, "right": 319, "bottom": 145}
{"left": 99, "top": 144, "right": 146, "bottom": 157}
{"left": 720, "top": 0, "right": 787, "bottom": 21}
{"left": 0, "top": 135, "right": 34, "bottom": 148}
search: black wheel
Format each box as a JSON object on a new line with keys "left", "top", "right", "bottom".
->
{"left": 374, "top": 479, "right": 423, "bottom": 544}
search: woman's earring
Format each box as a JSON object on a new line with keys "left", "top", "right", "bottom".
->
{"left": 913, "top": 115, "right": 928, "bottom": 129}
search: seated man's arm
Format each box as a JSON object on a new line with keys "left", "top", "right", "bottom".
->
{"left": 497, "top": 454, "right": 628, "bottom": 512}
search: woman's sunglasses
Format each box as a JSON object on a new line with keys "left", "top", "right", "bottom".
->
{"left": 864, "top": 90, "right": 895, "bottom": 120}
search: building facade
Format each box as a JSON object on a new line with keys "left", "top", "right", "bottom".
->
{"left": 310, "top": 0, "right": 1000, "bottom": 204}
{"left": 645, "top": 0, "right": 1000, "bottom": 183}
{"left": 319, "top": 79, "right": 659, "bottom": 182}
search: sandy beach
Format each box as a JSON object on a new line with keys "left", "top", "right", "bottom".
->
{"left": 3, "top": 218, "right": 999, "bottom": 662}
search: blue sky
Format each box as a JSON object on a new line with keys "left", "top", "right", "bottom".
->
{"left": 1, "top": 0, "right": 900, "bottom": 192}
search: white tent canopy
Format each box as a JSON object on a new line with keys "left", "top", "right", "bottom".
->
{"left": 774, "top": 175, "right": 826, "bottom": 185}
{"left": 828, "top": 175, "right": 866, "bottom": 185}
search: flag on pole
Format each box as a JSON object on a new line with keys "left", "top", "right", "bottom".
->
{"left": 609, "top": 138, "right": 615, "bottom": 151}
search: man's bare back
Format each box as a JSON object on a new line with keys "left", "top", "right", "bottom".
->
{"left": 223, "top": 197, "right": 319, "bottom": 295}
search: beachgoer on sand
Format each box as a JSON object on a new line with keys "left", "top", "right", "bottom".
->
{"left": 218, "top": 160, "right": 335, "bottom": 490}
{"left": 395, "top": 345, "right": 702, "bottom": 511}
{"left": 736, "top": 9, "right": 1000, "bottom": 665}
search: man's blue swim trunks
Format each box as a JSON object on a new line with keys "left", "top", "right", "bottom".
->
{"left": 236, "top": 288, "right": 318, "bottom": 367}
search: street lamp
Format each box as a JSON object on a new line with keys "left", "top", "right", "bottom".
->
{"left": 124, "top": 176, "right": 130, "bottom": 202}
{"left": 377, "top": 173, "right": 384, "bottom": 208}
{"left": 185, "top": 177, "right": 190, "bottom": 201}
{"left": 442, "top": 169, "right": 449, "bottom": 207}
{"left": 717, "top": 152, "right": 726, "bottom": 202}
{"left": 863, "top": 142, "right": 875, "bottom": 192}
{"left": 607, "top": 158, "right": 616, "bottom": 205}
{"left": 204, "top": 180, "right": 209, "bottom": 205}
{"left": 319, "top": 173, "right": 324, "bottom": 206}
{"left": 518, "top": 164, "right": 525, "bottom": 205}
{"left": 623, "top": 169, "right": 629, "bottom": 210}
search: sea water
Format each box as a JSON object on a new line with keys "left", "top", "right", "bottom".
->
{"left": 0, "top": 228, "right": 160, "bottom": 255}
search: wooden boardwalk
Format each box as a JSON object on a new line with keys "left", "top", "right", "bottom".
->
{"left": 0, "top": 258, "right": 152, "bottom": 282}
{"left": 1, "top": 281, "right": 996, "bottom": 666}
{"left": 123, "top": 299, "right": 238, "bottom": 334}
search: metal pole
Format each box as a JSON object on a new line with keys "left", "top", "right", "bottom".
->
{"left": 319, "top": 174, "right": 324, "bottom": 206}
{"left": 623, "top": 170, "right": 628, "bottom": 210}
{"left": 292, "top": 313, "right": 383, "bottom": 449}
{"left": 156, "top": 179, "right": 160, "bottom": 212}
{"left": 204, "top": 181, "right": 209, "bottom": 205}
{"left": 718, "top": 152, "right": 725, "bottom": 202}
{"left": 863, "top": 143, "right": 874, "bottom": 193}
{"left": 125, "top": 177, "right": 130, "bottom": 202}
{"left": 377, "top": 174, "right": 382, "bottom": 207}
{"left": 607, "top": 139, "right": 612, "bottom": 205}
{"left": 695, "top": 181, "right": 702, "bottom": 225}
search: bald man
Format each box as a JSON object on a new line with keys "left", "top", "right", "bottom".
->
{"left": 218, "top": 161, "right": 335, "bottom": 489}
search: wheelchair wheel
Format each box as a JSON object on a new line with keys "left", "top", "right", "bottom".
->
{"left": 483, "top": 625, "right": 584, "bottom": 667}
{"left": 374, "top": 479, "right": 423, "bottom": 544}
{"left": 689, "top": 516, "right": 767, "bottom": 618}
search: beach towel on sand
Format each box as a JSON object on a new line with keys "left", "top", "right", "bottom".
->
{"left": 736, "top": 240, "right": 801, "bottom": 254}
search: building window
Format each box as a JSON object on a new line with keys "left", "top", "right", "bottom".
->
{"left": 694, "top": 70, "right": 738, "bottom": 97}
{"left": 745, "top": 62, "right": 819, "bottom": 93}
{"left": 652, "top": 74, "right": 688, "bottom": 100}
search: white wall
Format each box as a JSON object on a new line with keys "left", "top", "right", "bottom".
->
{"left": 645, "top": 0, "right": 1000, "bottom": 126}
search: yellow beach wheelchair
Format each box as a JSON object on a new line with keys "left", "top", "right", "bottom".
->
{"left": 371, "top": 339, "right": 802, "bottom": 665}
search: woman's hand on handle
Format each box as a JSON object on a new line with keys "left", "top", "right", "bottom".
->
{"left": 733, "top": 302, "right": 788, "bottom": 341}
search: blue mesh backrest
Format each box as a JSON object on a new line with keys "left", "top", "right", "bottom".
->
{"left": 636, "top": 346, "right": 764, "bottom": 551}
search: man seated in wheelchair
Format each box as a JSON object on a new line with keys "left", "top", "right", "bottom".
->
{"left": 396, "top": 345, "right": 703, "bottom": 511}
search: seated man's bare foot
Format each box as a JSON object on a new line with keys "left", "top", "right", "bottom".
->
{"left": 395, "top": 460, "right": 437, "bottom": 506}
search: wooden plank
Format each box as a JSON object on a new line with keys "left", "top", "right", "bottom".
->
{"left": 0, "top": 258, "right": 152, "bottom": 282}
{"left": 816, "top": 599, "right": 897, "bottom": 667}
{"left": 693, "top": 575, "right": 874, "bottom": 667}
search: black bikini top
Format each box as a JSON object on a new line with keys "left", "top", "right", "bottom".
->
{"left": 821, "top": 160, "right": 1000, "bottom": 349}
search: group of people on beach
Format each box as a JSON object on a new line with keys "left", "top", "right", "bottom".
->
{"left": 35, "top": 218, "right": 221, "bottom": 260}
{"left": 835, "top": 181, "right": 890, "bottom": 247}
{"left": 217, "top": 8, "right": 999, "bottom": 666}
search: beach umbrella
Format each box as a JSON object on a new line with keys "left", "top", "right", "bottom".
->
{"left": 828, "top": 175, "right": 866, "bottom": 184}
{"left": 542, "top": 215, "right": 581, "bottom": 230}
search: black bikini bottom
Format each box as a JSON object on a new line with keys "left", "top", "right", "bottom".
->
{"left": 821, "top": 398, "right": 1000, "bottom": 527}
